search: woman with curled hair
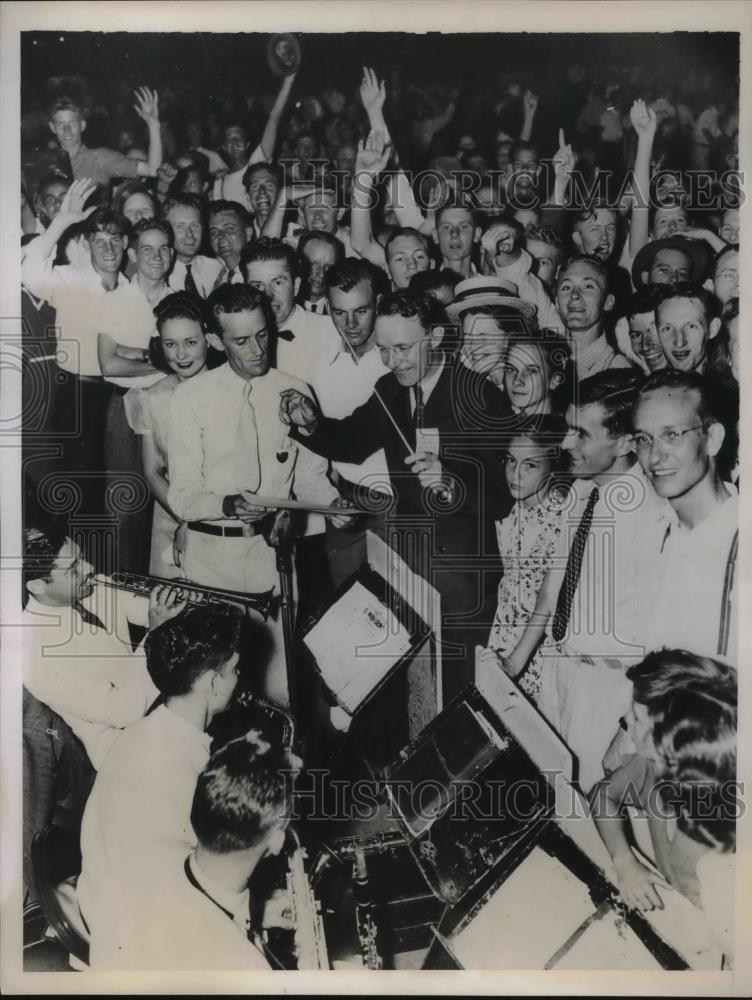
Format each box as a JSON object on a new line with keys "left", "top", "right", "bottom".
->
{"left": 124, "top": 292, "right": 218, "bottom": 578}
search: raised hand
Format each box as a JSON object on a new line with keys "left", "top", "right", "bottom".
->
{"left": 522, "top": 90, "right": 539, "bottom": 115}
{"left": 629, "top": 99, "right": 657, "bottom": 139}
{"left": 134, "top": 87, "right": 160, "bottom": 124}
{"left": 57, "top": 178, "right": 98, "bottom": 226}
{"left": 359, "top": 66, "right": 386, "bottom": 116}
{"left": 355, "top": 129, "right": 391, "bottom": 177}
{"left": 552, "top": 128, "right": 575, "bottom": 180}
{"left": 693, "top": 105, "right": 721, "bottom": 144}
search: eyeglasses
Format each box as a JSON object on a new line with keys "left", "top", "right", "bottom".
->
{"left": 631, "top": 425, "right": 707, "bottom": 453}
{"left": 378, "top": 337, "right": 430, "bottom": 363}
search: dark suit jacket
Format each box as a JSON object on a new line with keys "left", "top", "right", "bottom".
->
{"left": 292, "top": 359, "right": 506, "bottom": 608}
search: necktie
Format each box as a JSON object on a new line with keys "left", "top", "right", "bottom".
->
{"left": 413, "top": 383, "right": 425, "bottom": 430}
{"left": 225, "top": 267, "right": 237, "bottom": 285}
{"left": 277, "top": 329, "right": 295, "bottom": 342}
{"left": 551, "top": 486, "right": 599, "bottom": 642}
{"left": 184, "top": 262, "right": 200, "bottom": 298}
{"left": 235, "top": 380, "right": 261, "bottom": 494}
{"left": 72, "top": 601, "right": 105, "bottom": 630}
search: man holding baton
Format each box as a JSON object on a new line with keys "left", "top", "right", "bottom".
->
{"left": 280, "top": 289, "right": 498, "bottom": 702}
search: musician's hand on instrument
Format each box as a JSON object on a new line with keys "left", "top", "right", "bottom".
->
{"left": 326, "top": 495, "right": 358, "bottom": 529}
{"left": 148, "top": 583, "right": 188, "bottom": 630}
{"left": 279, "top": 388, "right": 319, "bottom": 433}
{"left": 173, "top": 521, "right": 187, "bottom": 568}
{"left": 262, "top": 888, "right": 294, "bottom": 931}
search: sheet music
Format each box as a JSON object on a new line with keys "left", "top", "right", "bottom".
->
{"left": 303, "top": 580, "right": 413, "bottom": 714}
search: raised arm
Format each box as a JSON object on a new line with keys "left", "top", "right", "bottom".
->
{"left": 520, "top": 90, "right": 539, "bottom": 143}
{"left": 259, "top": 182, "right": 317, "bottom": 239}
{"left": 628, "top": 100, "right": 657, "bottom": 259}
{"left": 21, "top": 178, "right": 97, "bottom": 301}
{"left": 350, "top": 130, "right": 390, "bottom": 267}
{"left": 133, "top": 88, "right": 162, "bottom": 178}
{"left": 258, "top": 73, "right": 297, "bottom": 161}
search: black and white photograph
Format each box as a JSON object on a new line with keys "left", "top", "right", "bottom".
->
{"left": 1, "top": 1, "right": 749, "bottom": 993}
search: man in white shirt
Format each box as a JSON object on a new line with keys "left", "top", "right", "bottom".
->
{"left": 496, "top": 370, "right": 666, "bottom": 791}
{"left": 163, "top": 194, "right": 222, "bottom": 297}
{"left": 556, "top": 255, "right": 633, "bottom": 382}
{"left": 21, "top": 180, "right": 160, "bottom": 522}
{"left": 241, "top": 237, "right": 340, "bottom": 386}
{"left": 167, "top": 283, "right": 351, "bottom": 706}
{"left": 630, "top": 369, "right": 738, "bottom": 664}
{"left": 77, "top": 605, "right": 244, "bottom": 967}
{"left": 213, "top": 73, "right": 297, "bottom": 211}
{"left": 207, "top": 199, "right": 254, "bottom": 288}
{"left": 96, "top": 731, "right": 297, "bottom": 971}
{"left": 298, "top": 230, "right": 344, "bottom": 315}
{"left": 22, "top": 525, "right": 185, "bottom": 769}
{"left": 313, "top": 258, "right": 392, "bottom": 586}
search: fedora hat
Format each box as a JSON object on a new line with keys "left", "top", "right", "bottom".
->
{"left": 446, "top": 275, "right": 537, "bottom": 323}
{"left": 631, "top": 236, "right": 710, "bottom": 291}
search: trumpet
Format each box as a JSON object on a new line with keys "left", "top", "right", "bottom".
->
{"left": 100, "top": 571, "right": 280, "bottom": 621}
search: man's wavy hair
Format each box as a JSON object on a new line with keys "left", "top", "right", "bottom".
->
{"left": 628, "top": 649, "right": 737, "bottom": 852}
{"left": 190, "top": 732, "right": 295, "bottom": 852}
{"left": 145, "top": 605, "right": 243, "bottom": 698}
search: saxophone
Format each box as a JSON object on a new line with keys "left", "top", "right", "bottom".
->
{"left": 286, "top": 831, "right": 329, "bottom": 970}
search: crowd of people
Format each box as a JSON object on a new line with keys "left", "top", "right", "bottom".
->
{"left": 19, "top": 34, "right": 739, "bottom": 972}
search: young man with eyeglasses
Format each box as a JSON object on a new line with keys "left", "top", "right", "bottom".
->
{"left": 22, "top": 525, "right": 186, "bottom": 769}
{"left": 629, "top": 370, "right": 737, "bottom": 664}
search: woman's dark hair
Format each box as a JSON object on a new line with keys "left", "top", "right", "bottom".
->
{"left": 150, "top": 291, "right": 223, "bottom": 373}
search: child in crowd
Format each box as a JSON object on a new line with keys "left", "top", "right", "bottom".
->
{"left": 488, "top": 415, "right": 570, "bottom": 702}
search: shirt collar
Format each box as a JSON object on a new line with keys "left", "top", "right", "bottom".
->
{"left": 187, "top": 852, "right": 250, "bottom": 923}
{"left": 157, "top": 705, "right": 212, "bottom": 754}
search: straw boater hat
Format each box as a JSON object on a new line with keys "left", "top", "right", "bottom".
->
{"left": 631, "top": 236, "right": 711, "bottom": 292}
{"left": 446, "top": 276, "right": 538, "bottom": 324}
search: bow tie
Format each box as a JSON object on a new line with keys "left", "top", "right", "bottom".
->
{"left": 277, "top": 329, "right": 295, "bottom": 342}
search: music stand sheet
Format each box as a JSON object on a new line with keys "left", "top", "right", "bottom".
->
{"left": 303, "top": 579, "right": 412, "bottom": 714}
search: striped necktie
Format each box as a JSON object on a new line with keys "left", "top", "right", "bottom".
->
{"left": 551, "top": 486, "right": 599, "bottom": 642}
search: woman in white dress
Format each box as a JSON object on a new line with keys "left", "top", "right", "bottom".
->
{"left": 125, "top": 292, "right": 217, "bottom": 578}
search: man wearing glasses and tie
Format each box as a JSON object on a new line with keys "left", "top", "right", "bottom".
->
{"left": 280, "top": 289, "right": 496, "bottom": 703}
